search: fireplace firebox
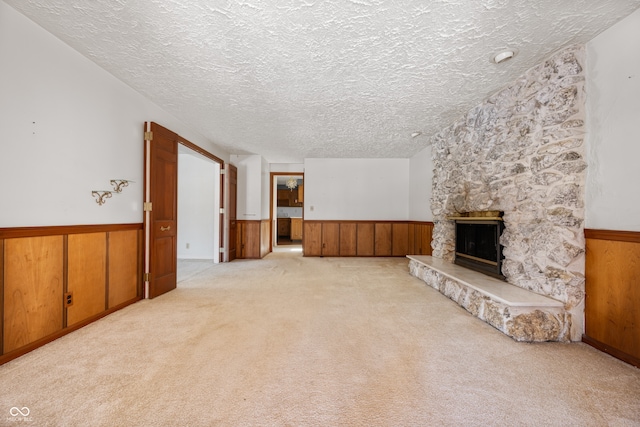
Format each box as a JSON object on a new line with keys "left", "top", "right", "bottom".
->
{"left": 452, "top": 212, "right": 505, "bottom": 280}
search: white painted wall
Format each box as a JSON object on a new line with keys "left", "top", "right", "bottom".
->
{"left": 261, "top": 156, "right": 271, "bottom": 219}
{"left": 231, "top": 154, "right": 263, "bottom": 220}
{"left": 409, "top": 146, "right": 434, "bottom": 221}
{"left": 270, "top": 163, "right": 305, "bottom": 173}
{"left": 303, "top": 158, "right": 410, "bottom": 220}
{"left": 177, "top": 149, "right": 220, "bottom": 260}
{"left": 0, "top": 2, "right": 229, "bottom": 227}
{"left": 585, "top": 7, "right": 640, "bottom": 232}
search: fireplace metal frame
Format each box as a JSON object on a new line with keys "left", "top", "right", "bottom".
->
{"left": 452, "top": 214, "right": 505, "bottom": 280}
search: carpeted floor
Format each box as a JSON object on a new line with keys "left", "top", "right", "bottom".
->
{"left": 1, "top": 251, "right": 639, "bottom": 426}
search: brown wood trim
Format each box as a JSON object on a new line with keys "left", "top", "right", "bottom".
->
{"left": 62, "top": 235, "right": 69, "bottom": 328}
{"left": 0, "top": 296, "right": 141, "bottom": 366}
{"left": 177, "top": 138, "right": 224, "bottom": 165}
{"left": 585, "top": 229, "right": 640, "bottom": 243}
{"left": 105, "top": 232, "right": 111, "bottom": 311}
{"left": 408, "top": 221, "right": 435, "bottom": 226}
{"left": 582, "top": 334, "right": 640, "bottom": 369}
{"left": 137, "top": 229, "right": 144, "bottom": 299}
{"left": 0, "top": 223, "right": 143, "bottom": 239}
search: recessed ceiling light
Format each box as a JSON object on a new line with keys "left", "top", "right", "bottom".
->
{"left": 492, "top": 49, "right": 518, "bottom": 64}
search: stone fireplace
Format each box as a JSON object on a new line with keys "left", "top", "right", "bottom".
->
{"left": 420, "top": 45, "right": 587, "bottom": 341}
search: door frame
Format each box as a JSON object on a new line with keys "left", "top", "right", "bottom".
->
{"left": 270, "top": 172, "right": 304, "bottom": 251}
{"left": 175, "top": 138, "right": 226, "bottom": 263}
{"left": 144, "top": 122, "right": 227, "bottom": 299}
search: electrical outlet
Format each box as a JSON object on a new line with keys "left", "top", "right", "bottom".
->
{"left": 64, "top": 292, "right": 73, "bottom": 307}
{"left": 186, "top": 243, "right": 190, "bottom": 249}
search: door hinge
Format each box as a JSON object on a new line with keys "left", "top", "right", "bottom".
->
{"left": 219, "top": 208, "right": 225, "bottom": 214}
{"left": 144, "top": 131, "right": 153, "bottom": 141}
{"left": 220, "top": 168, "right": 226, "bottom": 175}
{"left": 219, "top": 247, "right": 225, "bottom": 253}
{"left": 144, "top": 273, "right": 150, "bottom": 282}
{"left": 144, "top": 202, "right": 153, "bottom": 212}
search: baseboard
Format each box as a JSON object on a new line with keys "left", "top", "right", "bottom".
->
{"left": 582, "top": 334, "right": 640, "bottom": 369}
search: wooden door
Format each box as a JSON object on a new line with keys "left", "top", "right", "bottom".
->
{"left": 145, "top": 122, "right": 178, "bottom": 299}
{"left": 228, "top": 164, "right": 237, "bottom": 261}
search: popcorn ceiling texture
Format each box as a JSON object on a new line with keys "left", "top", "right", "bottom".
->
{"left": 430, "top": 45, "right": 586, "bottom": 340}
{"left": 4, "top": 0, "right": 640, "bottom": 162}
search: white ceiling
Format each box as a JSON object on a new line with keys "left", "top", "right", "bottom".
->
{"left": 5, "top": 1, "right": 640, "bottom": 163}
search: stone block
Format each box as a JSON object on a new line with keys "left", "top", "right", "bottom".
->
{"left": 507, "top": 310, "right": 568, "bottom": 342}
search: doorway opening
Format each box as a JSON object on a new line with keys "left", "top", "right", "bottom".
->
{"left": 177, "top": 144, "right": 221, "bottom": 284}
{"left": 271, "top": 173, "right": 303, "bottom": 252}
{"left": 144, "top": 121, "right": 228, "bottom": 298}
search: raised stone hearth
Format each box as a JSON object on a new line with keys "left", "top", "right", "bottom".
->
{"left": 408, "top": 256, "right": 569, "bottom": 342}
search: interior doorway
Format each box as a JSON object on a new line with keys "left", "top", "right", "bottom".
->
{"left": 271, "top": 173, "right": 304, "bottom": 252}
{"left": 176, "top": 144, "right": 221, "bottom": 283}
{"left": 144, "top": 121, "right": 226, "bottom": 298}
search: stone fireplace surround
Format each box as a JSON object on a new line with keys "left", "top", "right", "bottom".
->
{"left": 411, "top": 45, "right": 587, "bottom": 342}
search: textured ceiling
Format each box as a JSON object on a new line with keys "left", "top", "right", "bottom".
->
{"left": 5, "top": 1, "right": 640, "bottom": 162}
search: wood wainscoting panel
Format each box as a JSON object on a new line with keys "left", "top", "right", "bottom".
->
{"left": 300, "top": 220, "right": 433, "bottom": 258}
{"left": 260, "top": 219, "right": 271, "bottom": 258}
{"left": 585, "top": 235, "right": 640, "bottom": 363}
{"left": 321, "top": 223, "right": 340, "bottom": 256}
{"left": 356, "top": 223, "right": 375, "bottom": 256}
{"left": 108, "top": 230, "right": 140, "bottom": 308}
{"left": 374, "top": 223, "right": 392, "bottom": 256}
{"left": 4, "top": 236, "right": 64, "bottom": 353}
{"left": 303, "top": 222, "right": 322, "bottom": 256}
{"left": 407, "top": 223, "right": 416, "bottom": 255}
{"left": 392, "top": 223, "right": 409, "bottom": 256}
{"left": 67, "top": 233, "right": 107, "bottom": 326}
{"left": 0, "top": 239, "right": 4, "bottom": 354}
{"left": 239, "top": 221, "right": 262, "bottom": 259}
{"left": 417, "top": 223, "right": 434, "bottom": 255}
{"left": 339, "top": 223, "right": 357, "bottom": 256}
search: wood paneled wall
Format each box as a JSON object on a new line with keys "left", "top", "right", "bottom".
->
{"left": 237, "top": 220, "right": 271, "bottom": 259}
{"left": 0, "top": 224, "right": 143, "bottom": 365}
{"left": 584, "top": 229, "right": 640, "bottom": 368}
{"left": 303, "top": 220, "right": 433, "bottom": 258}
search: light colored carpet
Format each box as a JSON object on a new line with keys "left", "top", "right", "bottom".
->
{"left": 1, "top": 251, "right": 639, "bottom": 426}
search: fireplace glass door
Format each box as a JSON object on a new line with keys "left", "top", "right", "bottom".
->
{"left": 454, "top": 220, "right": 505, "bottom": 280}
